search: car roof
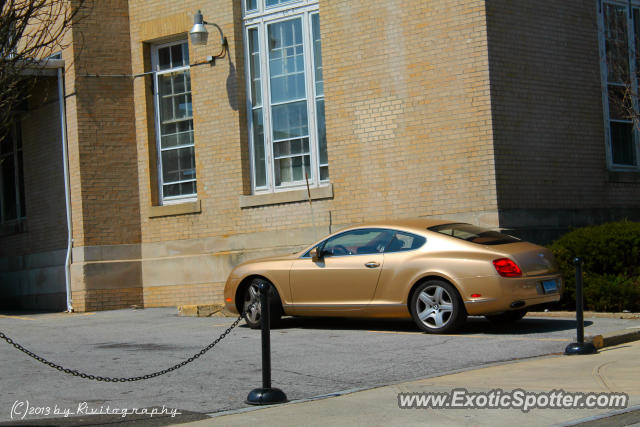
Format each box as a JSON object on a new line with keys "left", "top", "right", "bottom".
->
{"left": 346, "top": 218, "right": 458, "bottom": 234}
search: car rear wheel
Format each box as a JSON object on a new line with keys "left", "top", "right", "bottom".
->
{"left": 410, "top": 280, "right": 466, "bottom": 334}
{"left": 242, "top": 278, "right": 283, "bottom": 329}
{"left": 485, "top": 309, "right": 527, "bottom": 323}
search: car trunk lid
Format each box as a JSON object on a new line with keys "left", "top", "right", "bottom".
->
{"left": 496, "top": 242, "right": 559, "bottom": 277}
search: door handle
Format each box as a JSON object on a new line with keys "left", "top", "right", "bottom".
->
{"left": 365, "top": 262, "right": 380, "bottom": 268}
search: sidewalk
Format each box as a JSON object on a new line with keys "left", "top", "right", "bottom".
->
{"left": 187, "top": 340, "right": 640, "bottom": 426}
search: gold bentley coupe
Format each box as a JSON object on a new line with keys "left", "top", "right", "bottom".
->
{"left": 224, "top": 219, "right": 562, "bottom": 333}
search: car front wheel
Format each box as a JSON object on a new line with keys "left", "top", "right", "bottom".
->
{"left": 242, "top": 278, "right": 282, "bottom": 329}
{"left": 410, "top": 280, "right": 466, "bottom": 334}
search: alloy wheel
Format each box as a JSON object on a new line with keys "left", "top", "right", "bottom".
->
{"left": 415, "top": 284, "right": 454, "bottom": 329}
{"left": 244, "top": 282, "right": 261, "bottom": 325}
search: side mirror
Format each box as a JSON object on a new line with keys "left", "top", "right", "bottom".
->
{"left": 310, "top": 247, "right": 323, "bottom": 262}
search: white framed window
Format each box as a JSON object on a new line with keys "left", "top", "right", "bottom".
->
{"left": 0, "top": 119, "right": 26, "bottom": 224}
{"left": 598, "top": 1, "right": 640, "bottom": 170}
{"left": 151, "top": 40, "right": 197, "bottom": 204}
{"left": 243, "top": 0, "right": 328, "bottom": 193}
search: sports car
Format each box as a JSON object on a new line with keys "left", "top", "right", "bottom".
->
{"left": 224, "top": 219, "right": 562, "bottom": 333}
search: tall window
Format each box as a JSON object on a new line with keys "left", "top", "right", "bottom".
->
{"left": 244, "top": 0, "right": 328, "bottom": 192}
{"left": 599, "top": 1, "right": 640, "bottom": 169}
{"left": 0, "top": 120, "right": 26, "bottom": 224}
{"left": 151, "top": 40, "right": 197, "bottom": 203}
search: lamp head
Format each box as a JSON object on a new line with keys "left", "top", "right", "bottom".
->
{"left": 190, "top": 10, "right": 209, "bottom": 46}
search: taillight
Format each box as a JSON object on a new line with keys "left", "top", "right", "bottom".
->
{"left": 493, "top": 258, "right": 522, "bottom": 277}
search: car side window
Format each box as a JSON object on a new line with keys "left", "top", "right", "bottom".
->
{"left": 322, "top": 228, "right": 394, "bottom": 257}
{"left": 384, "top": 231, "right": 426, "bottom": 253}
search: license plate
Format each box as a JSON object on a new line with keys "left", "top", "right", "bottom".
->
{"left": 542, "top": 280, "right": 558, "bottom": 293}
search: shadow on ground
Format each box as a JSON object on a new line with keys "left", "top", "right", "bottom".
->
{"left": 241, "top": 316, "right": 589, "bottom": 335}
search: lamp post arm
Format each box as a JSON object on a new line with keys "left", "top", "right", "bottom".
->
{"left": 203, "top": 21, "right": 228, "bottom": 57}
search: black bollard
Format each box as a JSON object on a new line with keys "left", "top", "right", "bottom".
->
{"left": 246, "top": 282, "right": 288, "bottom": 405}
{"left": 565, "top": 257, "right": 597, "bottom": 355}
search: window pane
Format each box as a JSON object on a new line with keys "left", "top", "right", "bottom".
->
{"left": 158, "top": 47, "right": 171, "bottom": 70}
{"left": 272, "top": 101, "right": 308, "bottom": 140}
{"left": 266, "top": 0, "right": 302, "bottom": 7}
{"left": 608, "top": 85, "right": 631, "bottom": 120}
{"left": 312, "top": 14, "right": 323, "bottom": 96}
{"left": 268, "top": 19, "right": 306, "bottom": 103}
{"left": 171, "top": 43, "right": 184, "bottom": 68}
{"left": 610, "top": 121, "right": 637, "bottom": 165}
{"left": 604, "top": 3, "right": 630, "bottom": 83}
{"left": 1, "top": 151, "right": 17, "bottom": 221}
{"left": 162, "top": 146, "right": 196, "bottom": 183}
{"left": 429, "top": 223, "right": 521, "bottom": 245}
{"left": 164, "top": 181, "right": 196, "bottom": 198}
{"left": 248, "top": 28, "right": 262, "bottom": 107}
{"left": 252, "top": 108, "right": 267, "bottom": 187}
{"left": 173, "top": 73, "right": 186, "bottom": 93}
{"left": 17, "top": 146, "right": 25, "bottom": 216}
{"left": 159, "top": 73, "right": 172, "bottom": 95}
{"left": 385, "top": 232, "right": 426, "bottom": 253}
{"left": 323, "top": 229, "right": 394, "bottom": 256}
{"left": 246, "top": 0, "right": 257, "bottom": 11}
{"left": 316, "top": 98, "right": 328, "bottom": 177}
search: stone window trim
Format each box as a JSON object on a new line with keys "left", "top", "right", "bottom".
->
{"left": 598, "top": 0, "right": 640, "bottom": 171}
{"left": 150, "top": 39, "right": 198, "bottom": 205}
{"left": 148, "top": 200, "right": 201, "bottom": 218}
{"left": 239, "top": 183, "right": 332, "bottom": 208}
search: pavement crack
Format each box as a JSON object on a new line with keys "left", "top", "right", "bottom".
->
{"left": 593, "top": 361, "right": 615, "bottom": 391}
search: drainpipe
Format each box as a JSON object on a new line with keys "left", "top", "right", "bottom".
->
{"left": 57, "top": 67, "right": 73, "bottom": 312}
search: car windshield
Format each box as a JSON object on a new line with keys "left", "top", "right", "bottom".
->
{"left": 428, "top": 223, "right": 520, "bottom": 245}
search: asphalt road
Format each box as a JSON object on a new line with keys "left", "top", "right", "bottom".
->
{"left": 0, "top": 308, "right": 638, "bottom": 426}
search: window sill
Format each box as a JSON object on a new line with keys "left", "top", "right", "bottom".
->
{"left": 607, "top": 170, "right": 640, "bottom": 184}
{"left": 239, "top": 184, "right": 333, "bottom": 208}
{"left": 149, "top": 200, "right": 201, "bottom": 218}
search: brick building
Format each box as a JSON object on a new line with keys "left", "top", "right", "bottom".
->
{"left": 2, "top": 0, "right": 639, "bottom": 311}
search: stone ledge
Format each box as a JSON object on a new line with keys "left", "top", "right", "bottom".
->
{"left": 239, "top": 184, "right": 333, "bottom": 208}
{"left": 178, "top": 304, "right": 235, "bottom": 317}
{"left": 149, "top": 200, "right": 201, "bottom": 218}
{"left": 587, "top": 329, "right": 640, "bottom": 349}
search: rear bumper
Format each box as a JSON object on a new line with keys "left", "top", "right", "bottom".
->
{"left": 461, "top": 274, "right": 562, "bottom": 316}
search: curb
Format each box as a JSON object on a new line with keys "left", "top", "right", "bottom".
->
{"left": 586, "top": 328, "right": 640, "bottom": 349}
{"left": 527, "top": 311, "right": 640, "bottom": 320}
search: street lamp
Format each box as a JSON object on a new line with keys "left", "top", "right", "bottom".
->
{"left": 189, "top": 10, "right": 228, "bottom": 64}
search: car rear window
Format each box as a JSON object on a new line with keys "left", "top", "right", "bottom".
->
{"left": 428, "top": 223, "right": 520, "bottom": 245}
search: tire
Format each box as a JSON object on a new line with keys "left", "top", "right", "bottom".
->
{"left": 410, "top": 280, "right": 466, "bottom": 334}
{"left": 485, "top": 309, "right": 528, "bottom": 324}
{"left": 242, "top": 278, "right": 283, "bottom": 329}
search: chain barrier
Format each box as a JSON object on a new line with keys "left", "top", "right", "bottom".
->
{"left": 0, "top": 305, "right": 253, "bottom": 382}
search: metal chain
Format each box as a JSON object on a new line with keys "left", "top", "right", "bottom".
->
{"left": 0, "top": 307, "right": 252, "bottom": 382}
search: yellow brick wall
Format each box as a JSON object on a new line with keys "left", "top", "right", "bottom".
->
{"left": 127, "top": 0, "right": 497, "bottom": 246}
{"left": 142, "top": 283, "right": 225, "bottom": 308}
{"left": 485, "top": 0, "right": 640, "bottom": 233}
{"left": 321, "top": 0, "right": 498, "bottom": 225}
{"left": 73, "top": 287, "right": 143, "bottom": 312}
{"left": 65, "top": 0, "right": 141, "bottom": 248}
